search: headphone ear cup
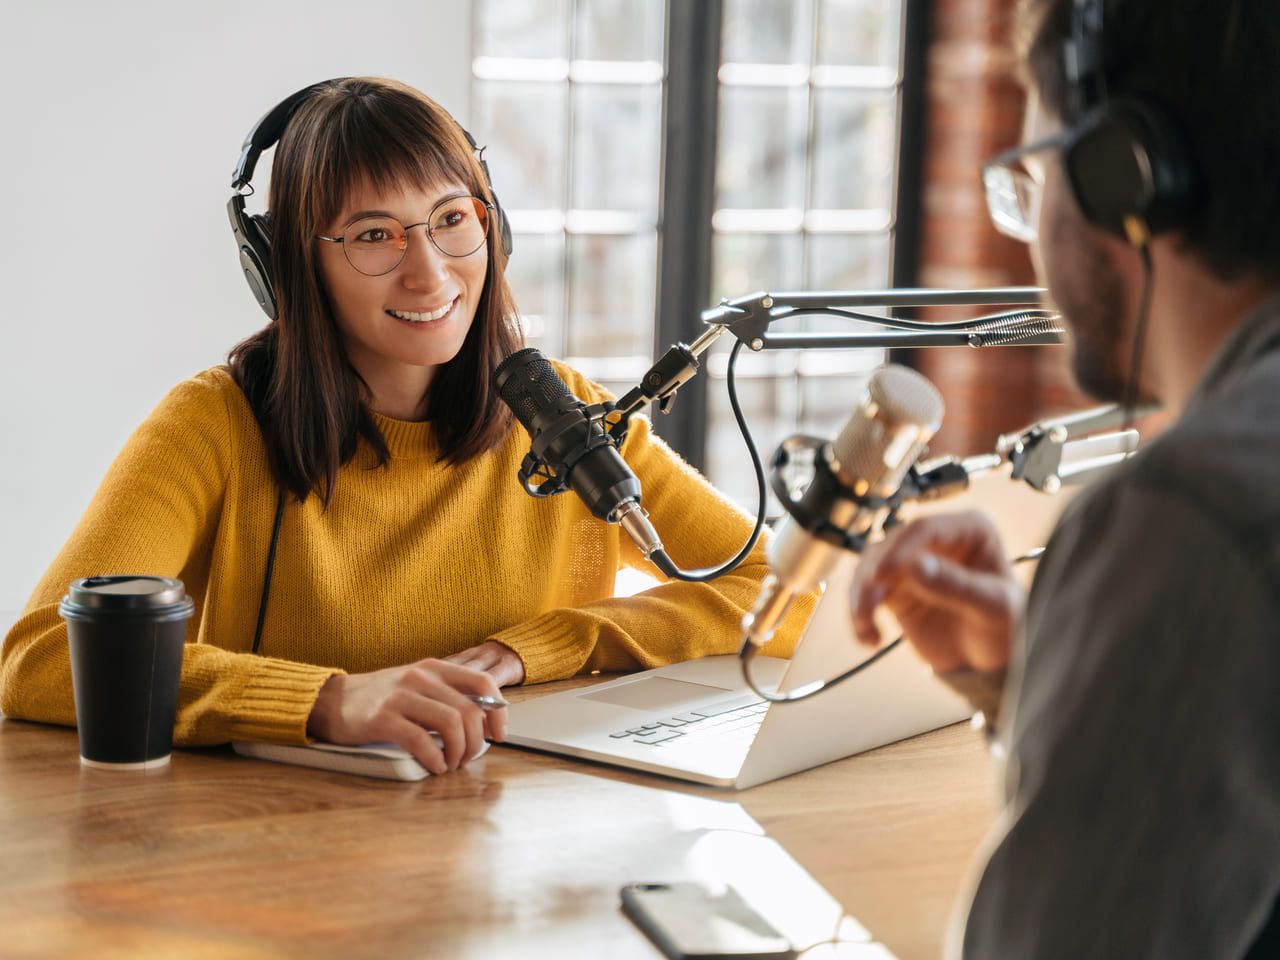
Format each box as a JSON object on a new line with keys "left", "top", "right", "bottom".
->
{"left": 492, "top": 202, "right": 513, "bottom": 259}
{"left": 458, "top": 124, "right": 513, "bottom": 259}
{"left": 240, "top": 213, "right": 277, "bottom": 320}
{"left": 1115, "top": 100, "right": 1197, "bottom": 234}
{"left": 1063, "top": 101, "right": 1196, "bottom": 240}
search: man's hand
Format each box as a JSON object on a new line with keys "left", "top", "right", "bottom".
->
{"left": 307, "top": 658, "right": 507, "bottom": 775}
{"left": 849, "top": 511, "right": 1025, "bottom": 674}
{"left": 444, "top": 640, "right": 526, "bottom": 687}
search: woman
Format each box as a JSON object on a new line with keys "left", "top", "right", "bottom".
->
{"left": 0, "top": 77, "right": 811, "bottom": 776}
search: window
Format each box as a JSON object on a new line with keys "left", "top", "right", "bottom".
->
{"left": 471, "top": 0, "right": 911, "bottom": 505}
{"left": 705, "top": 0, "right": 905, "bottom": 504}
{"left": 471, "top": 0, "right": 665, "bottom": 399}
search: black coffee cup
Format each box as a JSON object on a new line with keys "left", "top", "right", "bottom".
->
{"left": 59, "top": 576, "right": 194, "bottom": 769}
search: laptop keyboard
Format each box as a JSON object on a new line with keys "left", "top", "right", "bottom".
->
{"left": 607, "top": 695, "right": 768, "bottom": 748}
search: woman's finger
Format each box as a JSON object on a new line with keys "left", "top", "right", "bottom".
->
{"left": 443, "top": 647, "right": 488, "bottom": 668}
{"left": 380, "top": 713, "right": 448, "bottom": 775}
{"left": 408, "top": 667, "right": 489, "bottom": 762}
{"left": 422, "top": 658, "right": 505, "bottom": 699}
{"left": 484, "top": 704, "right": 508, "bottom": 743}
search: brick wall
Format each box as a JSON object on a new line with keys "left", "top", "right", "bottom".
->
{"left": 905, "top": 0, "right": 1089, "bottom": 459}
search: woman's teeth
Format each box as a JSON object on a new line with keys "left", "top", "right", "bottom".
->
{"left": 388, "top": 299, "right": 455, "bottom": 323}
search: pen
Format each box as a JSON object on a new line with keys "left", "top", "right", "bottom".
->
{"left": 469, "top": 694, "right": 510, "bottom": 711}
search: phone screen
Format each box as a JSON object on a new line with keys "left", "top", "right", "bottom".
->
{"left": 620, "top": 882, "right": 796, "bottom": 960}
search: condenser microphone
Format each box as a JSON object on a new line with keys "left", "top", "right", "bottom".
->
{"left": 742, "top": 364, "right": 945, "bottom": 648}
{"left": 493, "top": 347, "right": 667, "bottom": 558}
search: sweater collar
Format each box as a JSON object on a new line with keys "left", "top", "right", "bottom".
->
{"left": 369, "top": 411, "right": 439, "bottom": 460}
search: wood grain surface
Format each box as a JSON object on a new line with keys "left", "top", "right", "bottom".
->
{"left": 1, "top": 468, "right": 1077, "bottom": 959}
{"left": 0, "top": 676, "right": 997, "bottom": 960}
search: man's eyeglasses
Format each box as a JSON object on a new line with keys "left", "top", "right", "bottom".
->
{"left": 982, "top": 130, "right": 1072, "bottom": 244}
{"left": 317, "top": 194, "right": 492, "bottom": 276}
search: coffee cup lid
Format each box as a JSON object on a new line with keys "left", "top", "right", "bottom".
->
{"left": 60, "top": 576, "right": 194, "bottom": 621}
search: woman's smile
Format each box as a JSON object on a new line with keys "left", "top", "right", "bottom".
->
{"left": 387, "top": 296, "right": 459, "bottom": 325}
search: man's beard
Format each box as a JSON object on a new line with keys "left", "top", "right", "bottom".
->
{"left": 1043, "top": 201, "right": 1141, "bottom": 404}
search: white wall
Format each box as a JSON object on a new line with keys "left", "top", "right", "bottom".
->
{"left": 0, "top": 1, "right": 472, "bottom": 624}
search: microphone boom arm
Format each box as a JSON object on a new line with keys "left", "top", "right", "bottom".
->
{"left": 606, "top": 286, "right": 1062, "bottom": 442}
{"left": 557, "top": 286, "right": 1077, "bottom": 588}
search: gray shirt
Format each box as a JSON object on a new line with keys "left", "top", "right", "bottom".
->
{"left": 958, "top": 296, "right": 1280, "bottom": 959}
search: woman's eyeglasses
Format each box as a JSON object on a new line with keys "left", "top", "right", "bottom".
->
{"left": 982, "top": 130, "right": 1072, "bottom": 244}
{"left": 317, "top": 194, "right": 492, "bottom": 276}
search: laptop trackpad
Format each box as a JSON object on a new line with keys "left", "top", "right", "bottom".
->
{"left": 578, "top": 677, "right": 734, "bottom": 711}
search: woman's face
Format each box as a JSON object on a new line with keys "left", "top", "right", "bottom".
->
{"left": 317, "top": 178, "right": 489, "bottom": 408}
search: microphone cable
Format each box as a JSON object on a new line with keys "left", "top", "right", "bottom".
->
{"left": 739, "top": 546, "right": 1046, "bottom": 703}
{"left": 648, "top": 339, "right": 769, "bottom": 582}
{"left": 763, "top": 305, "right": 1062, "bottom": 335}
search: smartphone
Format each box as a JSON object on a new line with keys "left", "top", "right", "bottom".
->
{"left": 620, "top": 882, "right": 796, "bottom": 960}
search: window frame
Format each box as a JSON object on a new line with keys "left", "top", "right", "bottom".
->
{"left": 654, "top": 0, "right": 930, "bottom": 470}
{"left": 470, "top": 0, "right": 930, "bottom": 471}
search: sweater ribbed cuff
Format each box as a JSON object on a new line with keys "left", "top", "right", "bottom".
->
{"left": 488, "top": 612, "right": 583, "bottom": 684}
{"left": 228, "top": 658, "right": 346, "bottom": 744}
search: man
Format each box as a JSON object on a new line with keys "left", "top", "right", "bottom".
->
{"left": 850, "top": 1, "right": 1279, "bottom": 956}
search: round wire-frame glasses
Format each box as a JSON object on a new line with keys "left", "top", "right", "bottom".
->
{"left": 317, "top": 194, "right": 492, "bottom": 276}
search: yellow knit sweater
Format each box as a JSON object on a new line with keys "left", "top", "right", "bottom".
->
{"left": 0, "top": 364, "right": 813, "bottom": 746}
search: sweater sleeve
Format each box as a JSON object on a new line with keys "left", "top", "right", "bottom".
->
{"left": 489, "top": 368, "right": 817, "bottom": 682}
{"left": 0, "top": 371, "right": 338, "bottom": 746}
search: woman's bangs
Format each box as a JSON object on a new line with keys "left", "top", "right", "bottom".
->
{"left": 320, "top": 103, "right": 477, "bottom": 226}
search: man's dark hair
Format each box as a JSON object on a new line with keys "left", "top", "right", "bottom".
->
{"left": 1018, "top": 0, "right": 1280, "bottom": 282}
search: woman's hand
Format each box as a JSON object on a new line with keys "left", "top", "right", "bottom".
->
{"left": 849, "top": 511, "right": 1025, "bottom": 675}
{"left": 307, "top": 658, "right": 508, "bottom": 775}
{"left": 444, "top": 640, "right": 525, "bottom": 687}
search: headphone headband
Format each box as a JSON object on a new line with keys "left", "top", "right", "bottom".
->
{"left": 232, "top": 79, "right": 345, "bottom": 191}
{"left": 1065, "top": 0, "right": 1107, "bottom": 115}
{"left": 1056, "top": 0, "right": 1196, "bottom": 244}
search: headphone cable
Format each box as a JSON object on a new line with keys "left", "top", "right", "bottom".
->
{"left": 1121, "top": 241, "right": 1155, "bottom": 431}
{"left": 251, "top": 487, "right": 287, "bottom": 655}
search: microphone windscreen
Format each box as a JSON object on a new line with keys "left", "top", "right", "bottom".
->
{"left": 831, "top": 364, "right": 944, "bottom": 497}
{"left": 494, "top": 347, "right": 575, "bottom": 432}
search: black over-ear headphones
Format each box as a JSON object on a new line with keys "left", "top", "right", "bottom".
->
{"left": 228, "top": 77, "right": 513, "bottom": 320}
{"left": 1059, "top": 0, "right": 1197, "bottom": 246}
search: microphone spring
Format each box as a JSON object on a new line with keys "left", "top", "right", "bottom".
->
{"left": 967, "top": 311, "right": 1065, "bottom": 347}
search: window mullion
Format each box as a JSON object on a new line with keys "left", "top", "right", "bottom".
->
{"left": 651, "top": 0, "right": 724, "bottom": 470}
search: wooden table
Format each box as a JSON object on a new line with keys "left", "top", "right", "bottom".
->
{"left": 0, "top": 677, "right": 997, "bottom": 960}
{"left": 3, "top": 470, "right": 1070, "bottom": 959}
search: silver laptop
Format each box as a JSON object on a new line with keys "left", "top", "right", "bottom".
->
{"left": 504, "top": 554, "right": 971, "bottom": 789}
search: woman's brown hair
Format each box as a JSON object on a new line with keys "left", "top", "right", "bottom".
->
{"left": 228, "top": 77, "right": 524, "bottom": 506}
